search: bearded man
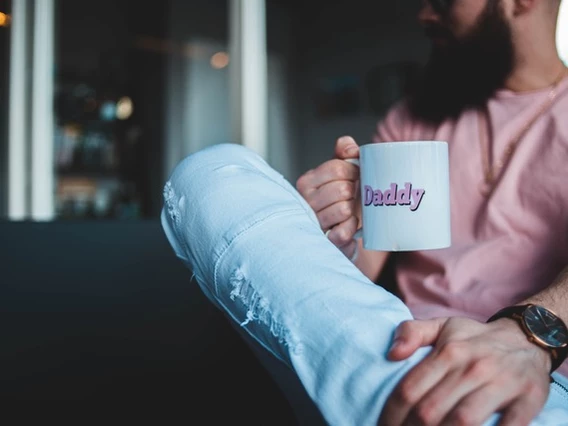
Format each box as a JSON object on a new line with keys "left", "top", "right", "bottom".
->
{"left": 162, "top": 0, "right": 568, "bottom": 424}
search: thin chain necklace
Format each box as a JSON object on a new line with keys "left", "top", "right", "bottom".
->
{"left": 478, "top": 67, "right": 568, "bottom": 198}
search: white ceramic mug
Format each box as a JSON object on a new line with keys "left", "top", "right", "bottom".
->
{"left": 349, "top": 141, "right": 451, "bottom": 252}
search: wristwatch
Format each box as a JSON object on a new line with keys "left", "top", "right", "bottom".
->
{"left": 487, "top": 304, "right": 568, "bottom": 373}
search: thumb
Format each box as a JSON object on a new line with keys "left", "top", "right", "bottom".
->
{"left": 387, "top": 318, "right": 447, "bottom": 361}
{"left": 334, "top": 136, "right": 360, "bottom": 160}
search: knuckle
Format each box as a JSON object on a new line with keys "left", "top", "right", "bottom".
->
{"left": 339, "top": 182, "right": 353, "bottom": 199}
{"left": 414, "top": 404, "right": 436, "bottom": 426}
{"left": 335, "top": 227, "right": 352, "bottom": 246}
{"left": 395, "top": 381, "right": 419, "bottom": 405}
{"left": 338, "top": 227, "right": 353, "bottom": 246}
{"left": 330, "top": 162, "right": 349, "bottom": 180}
{"left": 339, "top": 201, "right": 352, "bottom": 219}
{"left": 295, "top": 174, "right": 309, "bottom": 193}
{"left": 464, "top": 359, "right": 492, "bottom": 380}
{"left": 439, "top": 341, "right": 464, "bottom": 361}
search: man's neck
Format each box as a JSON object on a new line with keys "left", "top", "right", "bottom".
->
{"left": 505, "top": 40, "right": 566, "bottom": 92}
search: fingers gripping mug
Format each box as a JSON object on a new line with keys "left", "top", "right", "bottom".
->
{"left": 348, "top": 141, "right": 451, "bottom": 252}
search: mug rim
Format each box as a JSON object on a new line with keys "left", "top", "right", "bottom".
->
{"left": 360, "top": 140, "right": 448, "bottom": 151}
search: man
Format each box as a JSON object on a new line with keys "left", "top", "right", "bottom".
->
{"left": 296, "top": 0, "right": 568, "bottom": 424}
{"left": 161, "top": 0, "right": 568, "bottom": 424}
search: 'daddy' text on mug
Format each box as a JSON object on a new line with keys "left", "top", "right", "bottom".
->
{"left": 364, "top": 183, "right": 425, "bottom": 212}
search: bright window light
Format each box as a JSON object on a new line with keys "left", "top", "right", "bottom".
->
{"left": 558, "top": 0, "right": 568, "bottom": 65}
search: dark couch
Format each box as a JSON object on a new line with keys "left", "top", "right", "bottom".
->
{"left": 1, "top": 220, "right": 297, "bottom": 424}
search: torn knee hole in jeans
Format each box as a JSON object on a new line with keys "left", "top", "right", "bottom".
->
{"left": 229, "top": 268, "right": 302, "bottom": 355}
{"left": 163, "top": 181, "right": 180, "bottom": 225}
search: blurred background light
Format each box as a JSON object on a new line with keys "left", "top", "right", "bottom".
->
{"left": 210, "top": 51, "right": 229, "bottom": 69}
{"left": 116, "top": 96, "right": 133, "bottom": 120}
{"left": 0, "top": 12, "right": 11, "bottom": 27}
{"left": 100, "top": 101, "right": 116, "bottom": 121}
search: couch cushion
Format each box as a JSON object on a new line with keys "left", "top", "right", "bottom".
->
{"left": 0, "top": 219, "right": 296, "bottom": 424}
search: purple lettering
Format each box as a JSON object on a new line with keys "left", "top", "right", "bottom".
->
{"left": 384, "top": 183, "right": 398, "bottom": 206}
{"left": 397, "top": 183, "right": 411, "bottom": 206}
{"left": 364, "top": 185, "right": 374, "bottom": 206}
{"left": 363, "top": 183, "right": 425, "bottom": 211}
{"left": 373, "top": 189, "right": 384, "bottom": 206}
{"left": 410, "top": 189, "right": 425, "bottom": 211}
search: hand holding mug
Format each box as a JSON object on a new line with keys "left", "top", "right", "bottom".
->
{"left": 296, "top": 136, "right": 362, "bottom": 258}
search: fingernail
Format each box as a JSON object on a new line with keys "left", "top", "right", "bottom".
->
{"left": 345, "top": 146, "right": 359, "bottom": 156}
{"left": 390, "top": 338, "right": 402, "bottom": 352}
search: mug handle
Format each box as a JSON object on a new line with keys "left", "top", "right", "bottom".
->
{"left": 344, "top": 158, "right": 363, "bottom": 240}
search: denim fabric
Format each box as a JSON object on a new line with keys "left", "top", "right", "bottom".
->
{"left": 161, "top": 143, "right": 568, "bottom": 426}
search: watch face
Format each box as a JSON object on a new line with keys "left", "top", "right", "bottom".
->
{"left": 524, "top": 305, "right": 568, "bottom": 348}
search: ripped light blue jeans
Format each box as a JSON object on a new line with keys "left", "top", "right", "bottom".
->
{"left": 160, "top": 143, "right": 568, "bottom": 426}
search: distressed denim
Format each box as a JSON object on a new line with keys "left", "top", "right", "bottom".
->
{"left": 161, "top": 143, "right": 568, "bottom": 426}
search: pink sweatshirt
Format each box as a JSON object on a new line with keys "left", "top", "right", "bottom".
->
{"left": 373, "top": 77, "right": 568, "bottom": 376}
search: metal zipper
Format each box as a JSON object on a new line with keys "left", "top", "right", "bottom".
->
{"left": 551, "top": 377, "right": 568, "bottom": 402}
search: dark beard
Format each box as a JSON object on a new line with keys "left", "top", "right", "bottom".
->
{"left": 406, "top": 0, "right": 515, "bottom": 125}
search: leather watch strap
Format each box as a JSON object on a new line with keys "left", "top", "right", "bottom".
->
{"left": 486, "top": 304, "right": 527, "bottom": 323}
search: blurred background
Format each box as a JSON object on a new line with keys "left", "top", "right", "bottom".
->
{"left": 0, "top": 0, "right": 567, "bottom": 423}
{"left": 0, "top": 0, "right": 435, "bottom": 222}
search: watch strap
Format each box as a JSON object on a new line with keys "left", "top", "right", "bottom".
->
{"left": 486, "top": 304, "right": 527, "bottom": 323}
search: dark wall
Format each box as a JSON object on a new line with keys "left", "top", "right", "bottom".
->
{"left": 1, "top": 220, "right": 296, "bottom": 424}
{"left": 290, "top": 0, "right": 429, "bottom": 177}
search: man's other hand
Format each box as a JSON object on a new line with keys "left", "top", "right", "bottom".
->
{"left": 379, "top": 317, "right": 551, "bottom": 426}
